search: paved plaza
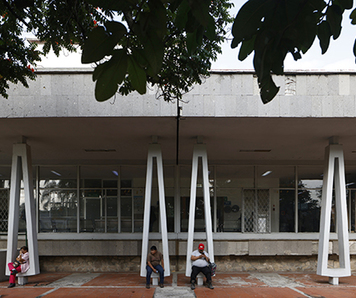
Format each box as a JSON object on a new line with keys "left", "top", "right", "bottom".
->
{"left": 1, "top": 272, "right": 356, "bottom": 297}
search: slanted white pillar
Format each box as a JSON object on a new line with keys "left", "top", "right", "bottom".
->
{"left": 140, "top": 143, "right": 170, "bottom": 277}
{"left": 317, "top": 142, "right": 350, "bottom": 284}
{"left": 6, "top": 143, "right": 40, "bottom": 277}
{"left": 185, "top": 143, "right": 214, "bottom": 277}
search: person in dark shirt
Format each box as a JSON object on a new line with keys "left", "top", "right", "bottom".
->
{"left": 146, "top": 245, "right": 164, "bottom": 289}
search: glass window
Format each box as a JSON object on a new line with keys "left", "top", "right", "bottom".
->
{"left": 243, "top": 189, "right": 270, "bottom": 233}
{"left": 39, "top": 166, "right": 77, "bottom": 233}
{"left": 350, "top": 190, "right": 356, "bottom": 232}
{"left": 121, "top": 166, "right": 146, "bottom": 233}
{"left": 298, "top": 166, "right": 323, "bottom": 189}
{"left": 80, "top": 166, "right": 119, "bottom": 232}
{"left": 279, "top": 190, "right": 295, "bottom": 232}
{"left": 216, "top": 191, "right": 242, "bottom": 232}
{"left": 103, "top": 189, "right": 118, "bottom": 233}
{"left": 298, "top": 189, "right": 321, "bottom": 232}
{"left": 0, "top": 167, "right": 11, "bottom": 233}
{"left": 180, "top": 165, "right": 213, "bottom": 232}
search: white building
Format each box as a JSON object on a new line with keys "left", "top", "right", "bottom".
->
{"left": 0, "top": 69, "right": 356, "bottom": 272}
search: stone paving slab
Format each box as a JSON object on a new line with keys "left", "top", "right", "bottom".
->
{"left": 250, "top": 272, "right": 303, "bottom": 287}
{"left": 84, "top": 273, "right": 173, "bottom": 287}
{"left": 48, "top": 272, "right": 101, "bottom": 287}
{"left": 153, "top": 287, "right": 195, "bottom": 298}
{"left": 194, "top": 287, "right": 305, "bottom": 298}
{"left": 0, "top": 287, "right": 53, "bottom": 298}
{"left": 297, "top": 286, "right": 356, "bottom": 298}
{"left": 41, "top": 287, "right": 155, "bottom": 298}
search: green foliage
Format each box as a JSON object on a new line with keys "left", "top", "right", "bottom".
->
{"left": 0, "top": 1, "right": 39, "bottom": 98}
{"left": 82, "top": 0, "right": 234, "bottom": 101}
{"left": 1, "top": 0, "right": 233, "bottom": 102}
{"left": 1, "top": 0, "right": 106, "bottom": 98}
{"left": 232, "top": 0, "right": 355, "bottom": 104}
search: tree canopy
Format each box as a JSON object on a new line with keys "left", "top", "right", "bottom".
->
{"left": 1, "top": 0, "right": 356, "bottom": 104}
{"left": 232, "top": 0, "right": 356, "bottom": 103}
{"left": 0, "top": 0, "right": 232, "bottom": 102}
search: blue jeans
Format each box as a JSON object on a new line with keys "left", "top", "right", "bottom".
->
{"left": 146, "top": 264, "right": 164, "bottom": 285}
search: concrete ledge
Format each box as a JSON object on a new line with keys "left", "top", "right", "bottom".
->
{"left": 0, "top": 249, "right": 7, "bottom": 281}
{"left": 151, "top": 272, "right": 159, "bottom": 285}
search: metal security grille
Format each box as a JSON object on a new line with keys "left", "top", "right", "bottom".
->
{"left": 0, "top": 189, "right": 9, "bottom": 232}
{"left": 243, "top": 189, "right": 270, "bottom": 233}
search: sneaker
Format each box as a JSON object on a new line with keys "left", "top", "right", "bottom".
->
{"left": 191, "top": 281, "right": 195, "bottom": 290}
{"left": 208, "top": 282, "right": 214, "bottom": 289}
{"left": 160, "top": 283, "right": 164, "bottom": 288}
{"left": 146, "top": 284, "right": 150, "bottom": 289}
{"left": 8, "top": 283, "right": 15, "bottom": 288}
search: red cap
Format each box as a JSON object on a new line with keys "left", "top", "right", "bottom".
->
{"left": 198, "top": 243, "right": 204, "bottom": 250}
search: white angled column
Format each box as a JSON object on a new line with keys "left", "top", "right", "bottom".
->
{"left": 6, "top": 143, "right": 40, "bottom": 276}
{"left": 317, "top": 142, "right": 350, "bottom": 284}
{"left": 185, "top": 144, "right": 214, "bottom": 277}
{"left": 140, "top": 143, "right": 170, "bottom": 277}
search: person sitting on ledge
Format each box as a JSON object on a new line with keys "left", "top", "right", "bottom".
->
{"left": 146, "top": 245, "right": 165, "bottom": 289}
{"left": 8, "top": 245, "right": 29, "bottom": 288}
{"left": 190, "top": 243, "right": 214, "bottom": 290}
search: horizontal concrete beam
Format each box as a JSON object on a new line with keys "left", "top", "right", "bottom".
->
{"left": 2, "top": 71, "right": 356, "bottom": 119}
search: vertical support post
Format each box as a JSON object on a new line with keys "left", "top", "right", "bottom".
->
{"left": 185, "top": 144, "right": 214, "bottom": 277}
{"left": 6, "top": 143, "right": 40, "bottom": 276}
{"left": 140, "top": 144, "right": 170, "bottom": 277}
{"left": 317, "top": 143, "right": 351, "bottom": 282}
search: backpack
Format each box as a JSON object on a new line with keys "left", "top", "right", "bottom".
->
{"left": 208, "top": 261, "right": 216, "bottom": 276}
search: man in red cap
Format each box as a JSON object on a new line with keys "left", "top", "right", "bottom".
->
{"left": 190, "top": 243, "right": 214, "bottom": 290}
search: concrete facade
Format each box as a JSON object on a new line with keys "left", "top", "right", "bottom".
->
{"left": 1, "top": 70, "right": 356, "bottom": 273}
{"left": 3, "top": 70, "right": 356, "bottom": 119}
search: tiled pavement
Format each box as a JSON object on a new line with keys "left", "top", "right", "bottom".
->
{"left": 0, "top": 272, "right": 356, "bottom": 297}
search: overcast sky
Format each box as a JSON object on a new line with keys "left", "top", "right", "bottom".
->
{"left": 211, "top": 0, "right": 356, "bottom": 71}
{"left": 37, "top": 0, "right": 356, "bottom": 71}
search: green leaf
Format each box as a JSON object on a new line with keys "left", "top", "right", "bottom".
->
{"left": 188, "top": 0, "right": 210, "bottom": 27}
{"left": 260, "top": 77, "right": 280, "bottom": 104}
{"left": 14, "top": 0, "right": 34, "bottom": 9}
{"left": 232, "top": 0, "right": 275, "bottom": 45}
{"left": 350, "top": 7, "right": 356, "bottom": 24}
{"left": 327, "top": 4, "right": 343, "bottom": 39}
{"left": 142, "top": 34, "right": 165, "bottom": 75}
{"left": 105, "top": 21, "right": 127, "bottom": 39}
{"left": 81, "top": 26, "right": 122, "bottom": 64}
{"left": 205, "top": 15, "right": 216, "bottom": 40}
{"left": 186, "top": 31, "right": 197, "bottom": 55}
{"left": 175, "top": 0, "right": 190, "bottom": 29}
{"left": 317, "top": 21, "right": 331, "bottom": 54}
{"left": 148, "top": 0, "right": 168, "bottom": 34}
{"left": 128, "top": 56, "right": 147, "bottom": 95}
{"left": 353, "top": 38, "right": 356, "bottom": 57}
{"left": 238, "top": 35, "right": 255, "bottom": 61}
{"left": 299, "top": 15, "right": 317, "bottom": 54}
{"left": 169, "top": 0, "right": 184, "bottom": 12}
{"left": 84, "top": 0, "right": 138, "bottom": 11}
{"left": 94, "top": 49, "right": 128, "bottom": 101}
{"left": 338, "top": 0, "right": 353, "bottom": 10}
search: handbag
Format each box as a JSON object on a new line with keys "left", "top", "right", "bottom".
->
{"left": 208, "top": 261, "right": 216, "bottom": 276}
{"left": 13, "top": 260, "right": 20, "bottom": 268}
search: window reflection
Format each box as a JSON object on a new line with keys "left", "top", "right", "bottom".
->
{"left": 29, "top": 164, "right": 356, "bottom": 236}
{"left": 298, "top": 189, "right": 321, "bottom": 232}
{"left": 39, "top": 166, "right": 77, "bottom": 233}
